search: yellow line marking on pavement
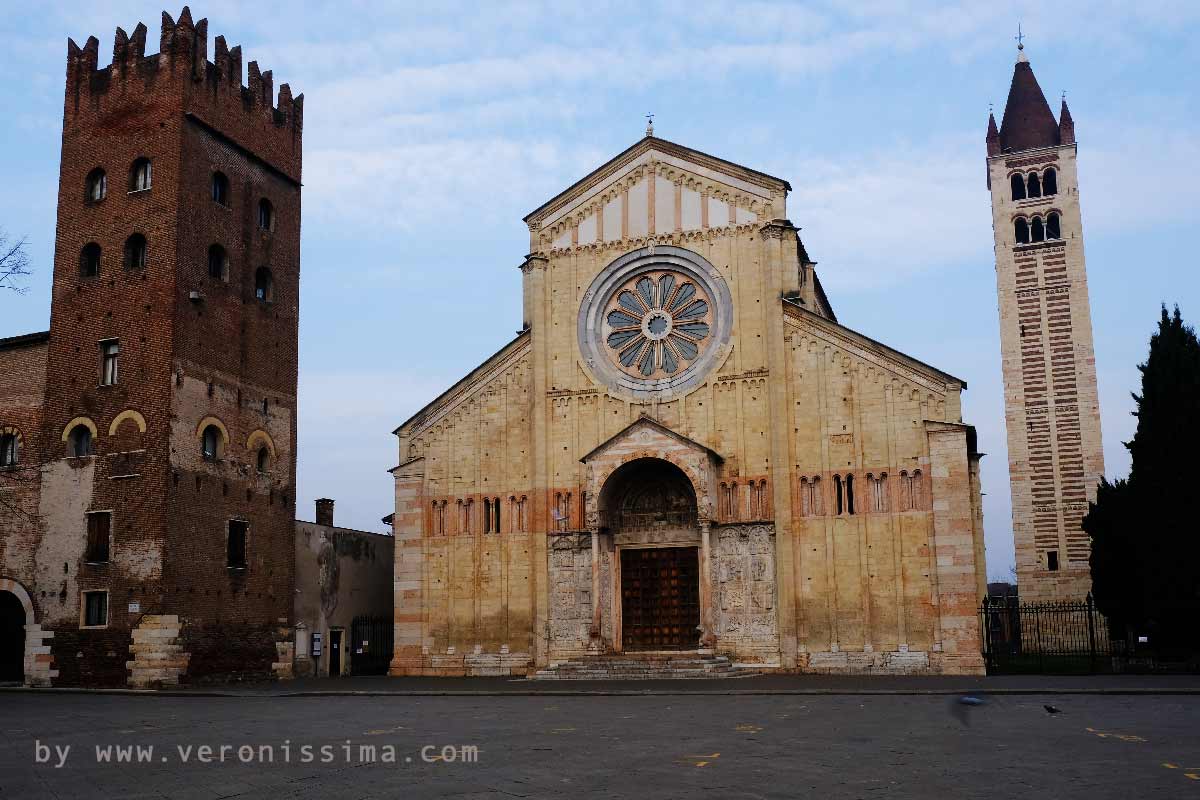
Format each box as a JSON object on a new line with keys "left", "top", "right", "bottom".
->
{"left": 1165, "top": 763, "right": 1178, "bottom": 769}
{"left": 551, "top": 727, "right": 576, "bottom": 733}
{"left": 678, "top": 753, "right": 721, "bottom": 768}
{"left": 735, "top": 724, "right": 763, "bottom": 733}
{"left": 1086, "top": 727, "right": 1146, "bottom": 742}
{"left": 1186, "top": 774, "right": 1200, "bottom": 781}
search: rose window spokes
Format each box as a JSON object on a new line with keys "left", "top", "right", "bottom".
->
{"left": 604, "top": 272, "right": 711, "bottom": 378}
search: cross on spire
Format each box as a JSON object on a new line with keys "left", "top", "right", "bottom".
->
{"left": 1015, "top": 23, "right": 1025, "bottom": 50}
{"left": 646, "top": 113, "right": 655, "bottom": 137}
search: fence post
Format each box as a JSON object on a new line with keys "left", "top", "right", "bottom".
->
{"left": 1086, "top": 593, "right": 1097, "bottom": 674}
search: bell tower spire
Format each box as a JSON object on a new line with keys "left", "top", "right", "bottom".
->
{"left": 984, "top": 44, "right": 1105, "bottom": 601}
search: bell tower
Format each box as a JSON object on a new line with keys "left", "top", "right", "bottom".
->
{"left": 985, "top": 41, "right": 1104, "bottom": 601}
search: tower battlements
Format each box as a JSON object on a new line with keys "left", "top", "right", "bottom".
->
{"left": 65, "top": 6, "right": 302, "bottom": 180}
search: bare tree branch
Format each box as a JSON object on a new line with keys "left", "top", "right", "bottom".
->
{"left": 0, "top": 229, "right": 32, "bottom": 294}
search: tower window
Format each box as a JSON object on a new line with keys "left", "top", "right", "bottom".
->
{"left": 227, "top": 520, "right": 248, "bottom": 569}
{"left": 1009, "top": 173, "right": 1026, "bottom": 201}
{"left": 99, "top": 340, "right": 119, "bottom": 386}
{"left": 0, "top": 432, "right": 18, "bottom": 467}
{"left": 256, "top": 447, "right": 269, "bottom": 473}
{"left": 254, "top": 267, "right": 273, "bottom": 302}
{"left": 82, "top": 591, "right": 109, "bottom": 628}
{"left": 124, "top": 234, "right": 147, "bottom": 270}
{"left": 211, "top": 171, "right": 229, "bottom": 206}
{"left": 1047, "top": 550, "right": 1060, "bottom": 571}
{"left": 1046, "top": 212, "right": 1061, "bottom": 240}
{"left": 257, "top": 198, "right": 274, "bottom": 231}
{"left": 130, "top": 158, "right": 152, "bottom": 192}
{"left": 1042, "top": 168, "right": 1058, "bottom": 196}
{"left": 207, "top": 244, "right": 228, "bottom": 281}
{"left": 1026, "top": 172, "right": 1041, "bottom": 198}
{"left": 845, "top": 474, "right": 855, "bottom": 515}
{"left": 85, "top": 511, "right": 112, "bottom": 563}
{"left": 80, "top": 243, "right": 101, "bottom": 278}
{"left": 201, "top": 424, "right": 222, "bottom": 461}
{"left": 68, "top": 424, "right": 93, "bottom": 457}
{"left": 85, "top": 168, "right": 107, "bottom": 203}
{"left": 1031, "top": 216, "right": 1045, "bottom": 243}
{"left": 1014, "top": 218, "right": 1030, "bottom": 245}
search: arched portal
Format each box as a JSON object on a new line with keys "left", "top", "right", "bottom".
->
{"left": 599, "top": 458, "right": 702, "bottom": 651}
{"left": 0, "top": 591, "right": 26, "bottom": 683}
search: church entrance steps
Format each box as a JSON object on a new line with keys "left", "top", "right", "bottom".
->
{"left": 529, "top": 652, "right": 760, "bottom": 680}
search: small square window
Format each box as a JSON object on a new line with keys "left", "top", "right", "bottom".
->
{"left": 82, "top": 591, "right": 108, "bottom": 628}
{"left": 227, "top": 520, "right": 248, "bottom": 569}
{"left": 1047, "top": 550, "right": 1060, "bottom": 572}
{"left": 85, "top": 511, "right": 111, "bottom": 563}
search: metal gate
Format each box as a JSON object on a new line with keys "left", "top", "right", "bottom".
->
{"left": 350, "top": 615, "right": 393, "bottom": 676}
{"left": 621, "top": 546, "right": 700, "bottom": 650}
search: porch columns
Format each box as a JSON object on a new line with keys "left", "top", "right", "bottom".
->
{"left": 589, "top": 530, "right": 602, "bottom": 649}
{"left": 699, "top": 520, "right": 716, "bottom": 649}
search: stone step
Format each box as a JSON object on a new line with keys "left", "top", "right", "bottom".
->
{"left": 529, "top": 652, "right": 757, "bottom": 681}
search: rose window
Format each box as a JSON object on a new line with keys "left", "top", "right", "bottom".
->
{"left": 603, "top": 271, "right": 712, "bottom": 379}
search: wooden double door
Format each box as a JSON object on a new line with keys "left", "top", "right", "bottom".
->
{"left": 620, "top": 546, "right": 700, "bottom": 650}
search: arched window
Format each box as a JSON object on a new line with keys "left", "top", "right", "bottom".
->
{"left": 899, "top": 470, "right": 913, "bottom": 511}
{"left": 483, "top": 498, "right": 493, "bottom": 533}
{"left": 130, "top": 157, "right": 152, "bottom": 192}
{"left": 80, "top": 243, "right": 101, "bottom": 278}
{"left": 845, "top": 474, "right": 855, "bottom": 515}
{"left": 870, "top": 473, "right": 889, "bottom": 513}
{"left": 254, "top": 267, "right": 273, "bottom": 302}
{"left": 211, "top": 171, "right": 229, "bottom": 206}
{"left": 1009, "top": 173, "right": 1026, "bottom": 201}
{"left": 493, "top": 497, "right": 501, "bottom": 533}
{"left": 833, "top": 475, "right": 844, "bottom": 515}
{"left": 207, "top": 244, "right": 228, "bottom": 281}
{"left": 256, "top": 447, "right": 269, "bottom": 473}
{"left": 124, "top": 234, "right": 147, "bottom": 270}
{"left": 257, "top": 198, "right": 274, "bottom": 231}
{"left": 86, "top": 168, "right": 107, "bottom": 203}
{"left": 68, "top": 424, "right": 93, "bottom": 457}
{"left": 201, "top": 424, "right": 222, "bottom": 460}
{"left": 1042, "top": 168, "right": 1057, "bottom": 196}
{"left": 1046, "top": 212, "right": 1061, "bottom": 240}
{"left": 0, "top": 432, "right": 18, "bottom": 466}
{"left": 1031, "top": 216, "right": 1045, "bottom": 243}
{"left": 1026, "top": 172, "right": 1041, "bottom": 198}
{"left": 910, "top": 470, "right": 924, "bottom": 510}
{"left": 1014, "top": 218, "right": 1029, "bottom": 245}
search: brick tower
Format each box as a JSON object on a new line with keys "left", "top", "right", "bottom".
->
{"left": 31, "top": 7, "right": 302, "bottom": 685}
{"left": 986, "top": 42, "right": 1104, "bottom": 601}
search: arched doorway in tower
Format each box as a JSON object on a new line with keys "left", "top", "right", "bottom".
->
{"left": 0, "top": 591, "right": 25, "bottom": 683}
{"left": 600, "top": 458, "right": 701, "bottom": 651}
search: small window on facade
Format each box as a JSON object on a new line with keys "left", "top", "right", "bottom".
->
{"left": 1026, "top": 172, "right": 1041, "bottom": 198}
{"left": 1042, "top": 168, "right": 1057, "bottom": 196}
{"left": 845, "top": 474, "right": 855, "bottom": 515}
{"left": 86, "top": 168, "right": 107, "bottom": 202}
{"left": 1031, "top": 216, "right": 1045, "bottom": 243}
{"left": 227, "top": 520, "right": 248, "bottom": 568}
{"left": 464, "top": 498, "right": 474, "bottom": 533}
{"left": 80, "top": 243, "right": 101, "bottom": 278}
{"left": 1046, "top": 212, "right": 1061, "bottom": 240}
{"left": 85, "top": 511, "right": 112, "bottom": 563}
{"left": 256, "top": 447, "right": 269, "bottom": 473}
{"left": 870, "top": 473, "right": 889, "bottom": 513}
{"left": 0, "top": 432, "right": 18, "bottom": 466}
{"left": 899, "top": 470, "right": 913, "bottom": 511}
{"left": 207, "top": 244, "right": 228, "bottom": 281}
{"left": 82, "top": 591, "right": 108, "bottom": 627}
{"left": 68, "top": 424, "right": 93, "bottom": 457}
{"left": 1047, "top": 550, "right": 1060, "bottom": 572}
{"left": 1009, "top": 173, "right": 1026, "bottom": 201}
{"left": 254, "top": 267, "right": 273, "bottom": 302}
{"left": 201, "top": 424, "right": 221, "bottom": 461}
{"left": 493, "top": 497, "right": 501, "bottom": 534}
{"left": 1014, "top": 218, "right": 1030, "bottom": 245}
{"left": 99, "top": 340, "right": 119, "bottom": 386}
{"left": 833, "top": 475, "right": 844, "bottom": 515}
{"left": 130, "top": 158, "right": 152, "bottom": 192}
{"left": 124, "top": 234, "right": 147, "bottom": 270}
{"left": 257, "top": 198, "right": 274, "bottom": 231}
{"left": 212, "top": 171, "right": 229, "bottom": 206}
{"left": 483, "top": 498, "right": 493, "bottom": 533}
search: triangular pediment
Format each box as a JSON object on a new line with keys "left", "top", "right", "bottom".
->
{"left": 526, "top": 136, "right": 790, "bottom": 251}
{"left": 580, "top": 415, "right": 723, "bottom": 465}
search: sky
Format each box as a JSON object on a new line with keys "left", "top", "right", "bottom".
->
{"left": 1, "top": 1, "right": 1197, "bottom": 580}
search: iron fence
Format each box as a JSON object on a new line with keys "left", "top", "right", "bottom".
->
{"left": 349, "top": 615, "right": 392, "bottom": 676}
{"left": 979, "top": 597, "right": 1199, "bottom": 674}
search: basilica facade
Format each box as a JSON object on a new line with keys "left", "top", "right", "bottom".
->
{"left": 389, "top": 134, "right": 987, "bottom": 676}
